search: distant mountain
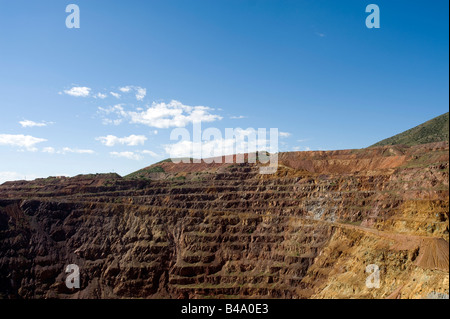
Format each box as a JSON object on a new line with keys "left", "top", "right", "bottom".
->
{"left": 371, "top": 112, "right": 449, "bottom": 147}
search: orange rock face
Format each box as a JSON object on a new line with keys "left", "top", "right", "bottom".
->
{"left": 0, "top": 142, "right": 448, "bottom": 299}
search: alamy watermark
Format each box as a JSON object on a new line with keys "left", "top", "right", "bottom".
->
{"left": 65, "top": 264, "right": 80, "bottom": 289}
{"left": 366, "top": 4, "right": 380, "bottom": 29}
{"left": 365, "top": 264, "right": 380, "bottom": 289}
{"left": 168, "top": 121, "right": 279, "bottom": 174}
{"left": 66, "top": 4, "right": 80, "bottom": 29}
{"left": 426, "top": 292, "right": 449, "bottom": 299}
{"left": 65, "top": 4, "right": 380, "bottom": 30}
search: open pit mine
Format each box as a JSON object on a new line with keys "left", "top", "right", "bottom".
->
{"left": 0, "top": 114, "right": 449, "bottom": 299}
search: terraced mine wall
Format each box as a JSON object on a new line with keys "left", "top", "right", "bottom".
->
{"left": 0, "top": 142, "right": 448, "bottom": 299}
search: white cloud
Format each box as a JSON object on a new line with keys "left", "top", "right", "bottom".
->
{"left": 62, "top": 85, "right": 145, "bottom": 100}
{"left": 141, "top": 150, "right": 159, "bottom": 157}
{"left": 98, "top": 105, "right": 126, "bottom": 126}
{"left": 98, "top": 104, "right": 126, "bottom": 115}
{"left": 230, "top": 115, "right": 246, "bottom": 119}
{"left": 110, "top": 92, "right": 121, "bottom": 99}
{"left": 109, "top": 149, "right": 159, "bottom": 160}
{"left": 279, "top": 132, "right": 291, "bottom": 138}
{"left": 119, "top": 86, "right": 147, "bottom": 101}
{"left": 42, "top": 147, "right": 56, "bottom": 153}
{"left": 135, "top": 87, "right": 146, "bottom": 101}
{"left": 64, "top": 86, "right": 91, "bottom": 97}
{"left": 0, "top": 134, "right": 47, "bottom": 151}
{"left": 19, "top": 120, "right": 50, "bottom": 128}
{"left": 110, "top": 151, "right": 143, "bottom": 161}
{"left": 96, "top": 134, "right": 147, "bottom": 147}
{"left": 61, "top": 147, "right": 95, "bottom": 154}
{"left": 0, "top": 172, "right": 40, "bottom": 184}
{"left": 127, "top": 100, "right": 222, "bottom": 128}
{"left": 41, "top": 146, "right": 94, "bottom": 154}
{"left": 102, "top": 118, "right": 123, "bottom": 125}
{"left": 98, "top": 100, "right": 221, "bottom": 129}
{"left": 94, "top": 93, "right": 107, "bottom": 99}
{"left": 119, "top": 86, "right": 132, "bottom": 93}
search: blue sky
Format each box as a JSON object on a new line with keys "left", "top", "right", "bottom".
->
{"left": 0, "top": 0, "right": 448, "bottom": 182}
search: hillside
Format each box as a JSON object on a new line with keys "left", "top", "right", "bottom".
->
{"left": 371, "top": 112, "right": 449, "bottom": 147}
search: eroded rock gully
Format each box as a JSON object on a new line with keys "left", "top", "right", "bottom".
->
{"left": 0, "top": 142, "right": 448, "bottom": 299}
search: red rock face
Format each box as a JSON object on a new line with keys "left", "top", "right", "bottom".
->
{"left": 0, "top": 142, "right": 448, "bottom": 299}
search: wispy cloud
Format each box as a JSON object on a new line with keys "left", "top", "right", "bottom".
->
{"left": 119, "top": 86, "right": 132, "bottom": 93}
{"left": 102, "top": 118, "right": 123, "bottom": 125}
{"left": 94, "top": 93, "right": 107, "bottom": 99}
{"left": 119, "top": 86, "right": 147, "bottom": 101}
{"left": 42, "top": 147, "right": 56, "bottom": 153}
{"left": 141, "top": 150, "right": 159, "bottom": 157}
{"left": 230, "top": 115, "right": 246, "bottom": 119}
{"left": 98, "top": 104, "right": 126, "bottom": 115}
{"left": 110, "top": 92, "right": 121, "bottom": 99}
{"left": 96, "top": 134, "right": 147, "bottom": 147}
{"left": 62, "top": 85, "right": 147, "bottom": 101}
{"left": 19, "top": 120, "right": 52, "bottom": 128}
{"left": 135, "top": 87, "right": 147, "bottom": 101}
{"left": 0, "top": 134, "right": 47, "bottom": 151}
{"left": 109, "top": 149, "right": 160, "bottom": 160}
{"left": 97, "top": 104, "right": 126, "bottom": 125}
{"left": 41, "top": 147, "right": 94, "bottom": 154}
{"left": 61, "top": 147, "right": 95, "bottom": 154}
{"left": 63, "top": 86, "right": 91, "bottom": 97}
{"left": 279, "top": 132, "right": 291, "bottom": 138}
{"left": 110, "top": 151, "right": 143, "bottom": 161}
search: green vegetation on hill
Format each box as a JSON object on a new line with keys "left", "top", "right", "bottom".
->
{"left": 125, "top": 166, "right": 165, "bottom": 179}
{"left": 371, "top": 112, "right": 449, "bottom": 147}
{"left": 125, "top": 158, "right": 193, "bottom": 179}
